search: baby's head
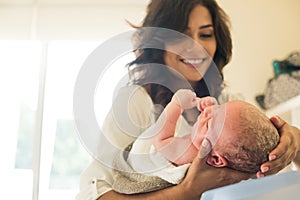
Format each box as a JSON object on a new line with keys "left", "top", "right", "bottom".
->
{"left": 208, "top": 100, "right": 279, "bottom": 173}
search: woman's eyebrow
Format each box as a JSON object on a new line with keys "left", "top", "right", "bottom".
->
{"left": 199, "top": 24, "right": 213, "bottom": 29}
{"left": 186, "top": 24, "right": 213, "bottom": 31}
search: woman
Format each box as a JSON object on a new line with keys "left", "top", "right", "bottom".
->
{"left": 77, "top": 0, "right": 300, "bottom": 199}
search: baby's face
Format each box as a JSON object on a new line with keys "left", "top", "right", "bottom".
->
{"left": 191, "top": 103, "right": 227, "bottom": 149}
{"left": 191, "top": 100, "right": 246, "bottom": 150}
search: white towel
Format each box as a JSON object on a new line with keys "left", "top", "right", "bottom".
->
{"left": 127, "top": 125, "right": 190, "bottom": 184}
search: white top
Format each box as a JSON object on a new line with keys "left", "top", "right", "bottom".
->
{"left": 76, "top": 85, "right": 192, "bottom": 200}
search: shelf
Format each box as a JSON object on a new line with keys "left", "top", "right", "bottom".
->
{"left": 265, "top": 95, "right": 300, "bottom": 117}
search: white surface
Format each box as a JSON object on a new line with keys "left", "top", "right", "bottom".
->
{"left": 264, "top": 94, "right": 300, "bottom": 128}
{"left": 265, "top": 95, "right": 300, "bottom": 117}
{"left": 201, "top": 170, "right": 300, "bottom": 200}
{"left": 0, "top": 169, "right": 33, "bottom": 200}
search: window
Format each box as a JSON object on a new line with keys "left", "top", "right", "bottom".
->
{"left": 1, "top": 39, "right": 133, "bottom": 199}
{"left": 0, "top": 41, "right": 41, "bottom": 199}
{"left": 39, "top": 41, "right": 98, "bottom": 199}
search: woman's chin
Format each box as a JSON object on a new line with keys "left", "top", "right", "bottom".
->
{"left": 188, "top": 76, "right": 204, "bottom": 84}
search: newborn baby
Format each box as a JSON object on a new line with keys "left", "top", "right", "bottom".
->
{"left": 152, "top": 89, "right": 280, "bottom": 173}
{"left": 113, "top": 89, "right": 280, "bottom": 194}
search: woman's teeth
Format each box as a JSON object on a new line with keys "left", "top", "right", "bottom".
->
{"left": 181, "top": 58, "right": 205, "bottom": 65}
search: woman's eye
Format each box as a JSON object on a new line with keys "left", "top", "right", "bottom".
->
{"left": 200, "top": 34, "right": 213, "bottom": 38}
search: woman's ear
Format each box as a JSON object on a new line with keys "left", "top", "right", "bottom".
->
{"left": 207, "top": 151, "right": 228, "bottom": 167}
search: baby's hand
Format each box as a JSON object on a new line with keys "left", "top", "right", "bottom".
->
{"left": 197, "top": 96, "right": 218, "bottom": 112}
{"left": 172, "top": 89, "right": 198, "bottom": 109}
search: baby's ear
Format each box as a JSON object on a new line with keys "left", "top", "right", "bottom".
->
{"left": 206, "top": 151, "right": 228, "bottom": 167}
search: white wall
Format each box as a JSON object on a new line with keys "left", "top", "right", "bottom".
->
{"left": 218, "top": 0, "right": 300, "bottom": 105}
{"left": 0, "top": 0, "right": 299, "bottom": 105}
{"left": 0, "top": 3, "right": 148, "bottom": 40}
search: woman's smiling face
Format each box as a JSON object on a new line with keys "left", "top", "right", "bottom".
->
{"left": 164, "top": 4, "right": 217, "bottom": 83}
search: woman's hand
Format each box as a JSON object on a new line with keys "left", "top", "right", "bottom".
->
{"left": 257, "top": 116, "right": 300, "bottom": 177}
{"left": 179, "top": 139, "right": 255, "bottom": 199}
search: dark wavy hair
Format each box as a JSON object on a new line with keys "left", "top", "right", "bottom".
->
{"left": 127, "top": 0, "right": 232, "bottom": 114}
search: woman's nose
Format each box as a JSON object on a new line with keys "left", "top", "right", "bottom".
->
{"left": 185, "top": 37, "right": 206, "bottom": 55}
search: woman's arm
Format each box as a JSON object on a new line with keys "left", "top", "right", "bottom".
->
{"left": 98, "top": 185, "right": 189, "bottom": 200}
{"left": 98, "top": 140, "right": 255, "bottom": 200}
{"left": 258, "top": 116, "right": 300, "bottom": 177}
{"left": 294, "top": 152, "right": 300, "bottom": 169}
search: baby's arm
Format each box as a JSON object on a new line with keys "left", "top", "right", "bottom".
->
{"left": 191, "top": 96, "right": 218, "bottom": 150}
{"left": 152, "top": 89, "right": 199, "bottom": 165}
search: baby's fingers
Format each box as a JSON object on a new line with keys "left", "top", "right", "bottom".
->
{"left": 197, "top": 97, "right": 218, "bottom": 111}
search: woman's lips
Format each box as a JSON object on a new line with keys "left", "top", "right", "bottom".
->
{"left": 179, "top": 58, "right": 206, "bottom": 67}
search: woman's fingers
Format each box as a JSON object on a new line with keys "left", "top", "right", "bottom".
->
{"left": 258, "top": 148, "right": 296, "bottom": 177}
{"left": 258, "top": 116, "right": 299, "bottom": 177}
{"left": 268, "top": 130, "right": 292, "bottom": 160}
{"left": 270, "top": 115, "right": 286, "bottom": 130}
{"left": 198, "top": 138, "right": 212, "bottom": 159}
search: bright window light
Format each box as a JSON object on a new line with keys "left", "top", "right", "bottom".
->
{"left": 0, "top": 40, "right": 41, "bottom": 200}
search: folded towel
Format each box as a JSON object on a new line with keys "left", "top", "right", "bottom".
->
{"left": 128, "top": 142, "right": 190, "bottom": 184}
{"left": 125, "top": 124, "right": 191, "bottom": 184}
{"left": 112, "top": 143, "right": 173, "bottom": 194}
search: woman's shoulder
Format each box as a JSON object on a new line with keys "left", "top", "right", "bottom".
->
{"left": 117, "top": 84, "right": 152, "bottom": 102}
{"left": 105, "top": 84, "right": 155, "bottom": 139}
{"left": 113, "top": 84, "right": 153, "bottom": 111}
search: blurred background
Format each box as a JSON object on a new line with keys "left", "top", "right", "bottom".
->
{"left": 0, "top": 0, "right": 299, "bottom": 199}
